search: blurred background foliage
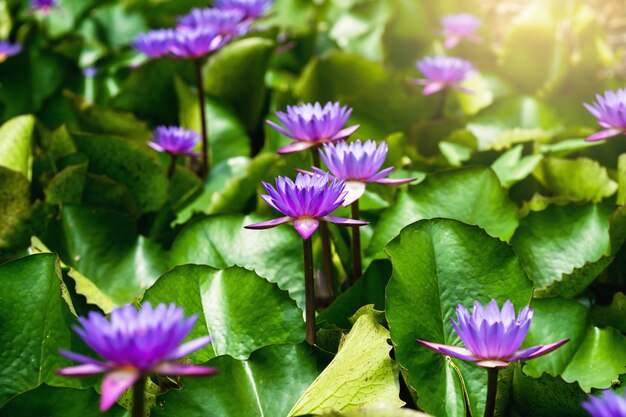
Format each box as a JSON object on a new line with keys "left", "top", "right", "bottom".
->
{"left": 1, "top": 0, "right": 626, "bottom": 416}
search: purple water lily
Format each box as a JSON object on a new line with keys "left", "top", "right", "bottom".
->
{"left": 267, "top": 102, "right": 360, "bottom": 154}
{"left": 29, "top": 0, "right": 57, "bottom": 13}
{"left": 584, "top": 89, "right": 626, "bottom": 141}
{"left": 133, "top": 29, "right": 176, "bottom": 58}
{"left": 57, "top": 302, "right": 217, "bottom": 411}
{"left": 147, "top": 126, "right": 201, "bottom": 157}
{"left": 583, "top": 390, "right": 626, "bottom": 417}
{"left": 304, "top": 140, "right": 415, "bottom": 206}
{"left": 441, "top": 13, "right": 481, "bottom": 49}
{"left": 0, "top": 41, "right": 21, "bottom": 62}
{"left": 215, "top": 0, "right": 273, "bottom": 20}
{"left": 417, "top": 299, "right": 569, "bottom": 368}
{"left": 412, "top": 56, "right": 474, "bottom": 96}
{"left": 245, "top": 173, "right": 368, "bottom": 239}
{"left": 177, "top": 7, "right": 249, "bottom": 36}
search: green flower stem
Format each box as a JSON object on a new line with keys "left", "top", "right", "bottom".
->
{"left": 436, "top": 88, "right": 448, "bottom": 119}
{"left": 132, "top": 376, "right": 147, "bottom": 417}
{"left": 303, "top": 237, "right": 316, "bottom": 345}
{"left": 312, "top": 149, "right": 335, "bottom": 299}
{"left": 484, "top": 368, "right": 499, "bottom": 417}
{"left": 350, "top": 199, "right": 362, "bottom": 283}
{"left": 193, "top": 58, "right": 210, "bottom": 178}
{"left": 167, "top": 154, "right": 177, "bottom": 179}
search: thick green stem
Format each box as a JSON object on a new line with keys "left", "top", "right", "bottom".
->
{"left": 484, "top": 368, "right": 499, "bottom": 417}
{"left": 132, "top": 377, "right": 146, "bottom": 417}
{"left": 312, "top": 149, "right": 334, "bottom": 298}
{"left": 167, "top": 154, "right": 177, "bottom": 179}
{"left": 193, "top": 59, "right": 210, "bottom": 178}
{"left": 303, "top": 237, "right": 316, "bottom": 345}
{"left": 436, "top": 88, "right": 448, "bottom": 119}
{"left": 350, "top": 199, "right": 362, "bottom": 283}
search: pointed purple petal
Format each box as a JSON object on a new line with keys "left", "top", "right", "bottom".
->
{"left": 56, "top": 363, "right": 108, "bottom": 376}
{"left": 277, "top": 141, "right": 317, "bottom": 154}
{"left": 293, "top": 218, "right": 319, "bottom": 239}
{"left": 166, "top": 336, "right": 213, "bottom": 360}
{"left": 266, "top": 120, "right": 296, "bottom": 139}
{"left": 321, "top": 215, "right": 369, "bottom": 226}
{"left": 585, "top": 129, "right": 623, "bottom": 141}
{"left": 156, "top": 363, "right": 220, "bottom": 376}
{"left": 510, "top": 339, "right": 569, "bottom": 361}
{"left": 100, "top": 369, "right": 140, "bottom": 411}
{"left": 330, "top": 124, "right": 360, "bottom": 141}
{"left": 416, "top": 340, "right": 478, "bottom": 362}
{"left": 59, "top": 349, "right": 106, "bottom": 366}
{"left": 244, "top": 216, "right": 292, "bottom": 229}
{"left": 147, "top": 142, "right": 165, "bottom": 152}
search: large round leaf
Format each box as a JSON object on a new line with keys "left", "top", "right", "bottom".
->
{"left": 367, "top": 167, "right": 519, "bottom": 259}
{"left": 42, "top": 206, "right": 168, "bottom": 305}
{"left": 169, "top": 213, "right": 305, "bottom": 308}
{"left": 152, "top": 343, "right": 320, "bottom": 417}
{"left": 510, "top": 204, "right": 614, "bottom": 298}
{"left": 386, "top": 219, "right": 533, "bottom": 417}
{"left": 0, "top": 254, "right": 93, "bottom": 406}
{"left": 143, "top": 265, "right": 305, "bottom": 361}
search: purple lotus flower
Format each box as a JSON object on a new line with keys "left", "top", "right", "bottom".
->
{"left": 267, "top": 102, "right": 360, "bottom": 154}
{"left": 215, "top": 0, "right": 273, "bottom": 20}
{"left": 305, "top": 140, "right": 416, "bottom": 205}
{"left": 57, "top": 302, "right": 217, "bottom": 411}
{"left": 583, "top": 390, "right": 626, "bottom": 417}
{"left": 417, "top": 299, "right": 569, "bottom": 368}
{"left": 0, "top": 41, "right": 21, "bottom": 63}
{"left": 133, "top": 29, "right": 176, "bottom": 58}
{"left": 29, "top": 0, "right": 57, "bottom": 13}
{"left": 583, "top": 89, "right": 626, "bottom": 141}
{"left": 147, "top": 126, "right": 201, "bottom": 156}
{"left": 441, "top": 13, "right": 481, "bottom": 49}
{"left": 245, "top": 173, "right": 368, "bottom": 239}
{"left": 412, "top": 56, "right": 474, "bottom": 96}
{"left": 177, "top": 7, "right": 249, "bottom": 36}
{"left": 169, "top": 26, "right": 232, "bottom": 58}
{"left": 133, "top": 25, "right": 233, "bottom": 60}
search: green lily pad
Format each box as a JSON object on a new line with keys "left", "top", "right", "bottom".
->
{"left": 0, "top": 114, "right": 35, "bottom": 177}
